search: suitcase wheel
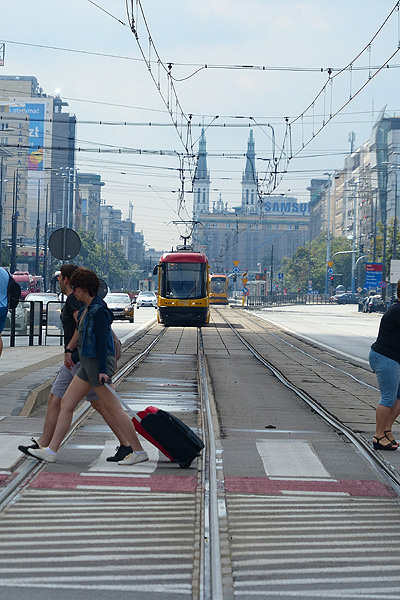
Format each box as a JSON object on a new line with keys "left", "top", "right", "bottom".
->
{"left": 179, "top": 460, "right": 193, "bottom": 468}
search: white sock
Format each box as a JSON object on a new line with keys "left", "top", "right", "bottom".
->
{"left": 45, "top": 447, "right": 57, "bottom": 456}
{"left": 134, "top": 450, "right": 146, "bottom": 454}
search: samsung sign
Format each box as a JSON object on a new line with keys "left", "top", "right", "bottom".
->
{"left": 263, "top": 197, "right": 309, "bottom": 215}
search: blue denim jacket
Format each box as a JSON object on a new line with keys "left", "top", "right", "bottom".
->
{"left": 77, "top": 296, "right": 115, "bottom": 367}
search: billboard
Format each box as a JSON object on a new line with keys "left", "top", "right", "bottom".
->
{"left": 9, "top": 103, "right": 45, "bottom": 170}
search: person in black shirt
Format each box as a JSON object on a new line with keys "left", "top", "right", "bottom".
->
{"left": 369, "top": 279, "right": 400, "bottom": 451}
{"left": 18, "top": 264, "right": 133, "bottom": 462}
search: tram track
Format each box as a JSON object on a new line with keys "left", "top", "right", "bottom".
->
{"left": 215, "top": 307, "right": 400, "bottom": 498}
{"left": 0, "top": 324, "right": 228, "bottom": 600}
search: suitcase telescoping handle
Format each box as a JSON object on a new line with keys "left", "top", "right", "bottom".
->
{"left": 101, "top": 378, "right": 142, "bottom": 422}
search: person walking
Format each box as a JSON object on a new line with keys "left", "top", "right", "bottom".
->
{"left": 369, "top": 279, "right": 400, "bottom": 451}
{"left": 19, "top": 263, "right": 133, "bottom": 462}
{"left": 0, "top": 267, "right": 9, "bottom": 357}
{"left": 29, "top": 267, "right": 148, "bottom": 465}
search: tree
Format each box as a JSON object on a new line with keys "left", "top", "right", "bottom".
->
{"left": 76, "top": 230, "right": 141, "bottom": 291}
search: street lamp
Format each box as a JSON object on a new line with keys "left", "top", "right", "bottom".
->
{"left": 324, "top": 173, "right": 332, "bottom": 295}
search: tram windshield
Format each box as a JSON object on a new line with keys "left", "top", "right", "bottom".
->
{"left": 161, "top": 262, "right": 207, "bottom": 299}
{"left": 210, "top": 278, "right": 227, "bottom": 294}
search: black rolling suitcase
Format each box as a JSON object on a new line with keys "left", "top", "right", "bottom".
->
{"left": 104, "top": 383, "right": 204, "bottom": 468}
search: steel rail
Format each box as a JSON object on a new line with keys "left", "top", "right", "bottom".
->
{"left": 221, "top": 313, "right": 400, "bottom": 497}
{"left": 0, "top": 327, "right": 166, "bottom": 510}
{"left": 197, "top": 328, "right": 224, "bottom": 600}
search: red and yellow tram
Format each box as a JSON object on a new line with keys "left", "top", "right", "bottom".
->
{"left": 209, "top": 274, "right": 229, "bottom": 305}
{"left": 155, "top": 250, "right": 210, "bottom": 325}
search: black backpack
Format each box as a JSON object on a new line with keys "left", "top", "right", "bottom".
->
{"left": 7, "top": 273, "right": 21, "bottom": 310}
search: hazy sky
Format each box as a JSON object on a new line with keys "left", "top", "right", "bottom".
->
{"left": 2, "top": 0, "right": 400, "bottom": 250}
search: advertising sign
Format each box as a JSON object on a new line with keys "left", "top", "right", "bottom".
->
{"left": 9, "top": 103, "right": 45, "bottom": 171}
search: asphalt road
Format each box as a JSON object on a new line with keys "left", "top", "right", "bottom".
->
{"left": 252, "top": 303, "right": 382, "bottom": 364}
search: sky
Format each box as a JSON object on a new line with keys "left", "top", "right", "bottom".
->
{"left": 1, "top": 0, "right": 400, "bottom": 251}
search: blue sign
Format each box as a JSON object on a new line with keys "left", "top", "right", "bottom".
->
{"left": 278, "top": 272, "right": 284, "bottom": 280}
{"left": 242, "top": 287, "right": 249, "bottom": 294}
{"left": 232, "top": 267, "right": 240, "bottom": 274}
{"left": 327, "top": 268, "right": 334, "bottom": 275}
{"left": 380, "top": 281, "right": 387, "bottom": 288}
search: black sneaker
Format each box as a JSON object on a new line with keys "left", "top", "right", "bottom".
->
{"left": 106, "top": 445, "right": 133, "bottom": 462}
{"left": 18, "top": 438, "right": 41, "bottom": 456}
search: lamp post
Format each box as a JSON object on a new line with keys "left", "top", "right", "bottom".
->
{"left": 35, "top": 178, "right": 41, "bottom": 275}
{"left": 10, "top": 168, "right": 19, "bottom": 274}
{"left": 351, "top": 181, "right": 358, "bottom": 294}
{"left": 324, "top": 173, "right": 332, "bottom": 295}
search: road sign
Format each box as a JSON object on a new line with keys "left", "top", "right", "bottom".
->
{"left": 278, "top": 272, "right": 283, "bottom": 280}
{"left": 242, "top": 278, "right": 248, "bottom": 285}
{"left": 233, "top": 260, "right": 240, "bottom": 267}
{"left": 308, "top": 280, "right": 312, "bottom": 285}
{"left": 327, "top": 261, "right": 333, "bottom": 268}
{"left": 232, "top": 267, "right": 240, "bottom": 274}
{"left": 242, "top": 287, "right": 249, "bottom": 295}
{"left": 327, "top": 268, "right": 334, "bottom": 275}
{"left": 49, "top": 228, "right": 81, "bottom": 261}
{"left": 380, "top": 281, "right": 387, "bottom": 288}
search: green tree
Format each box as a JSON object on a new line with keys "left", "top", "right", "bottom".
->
{"left": 76, "top": 230, "right": 141, "bottom": 291}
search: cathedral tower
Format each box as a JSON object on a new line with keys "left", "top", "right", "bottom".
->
{"left": 241, "top": 130, "right": 258, "bottom": 214}
{"left": 193, "top": 127, "right": 210, "bottom": 219}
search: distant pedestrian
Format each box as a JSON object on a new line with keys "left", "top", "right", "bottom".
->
{"left": 29, "top": 267, "right": 148, "bottom": 465}
{"left": 369, "top": 279, "right": 400, "bottom": 451}
{"left": 0, "top": 267, "right": 10, "bottom": 357}
{"left": 19, "top": 263, "right": 133, "bottom": 462}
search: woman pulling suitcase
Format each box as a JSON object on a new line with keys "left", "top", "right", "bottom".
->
{"left": 29, "top": 267, "right": 148, "bottom": 465}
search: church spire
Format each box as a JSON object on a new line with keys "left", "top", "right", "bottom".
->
{"left": 193, "top": 127, "right": 210, "bottom": 219}
{"left": 242, "top": 130, "right": 258, "bottom": 213}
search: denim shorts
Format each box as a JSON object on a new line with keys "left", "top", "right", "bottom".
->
{"left": 369, "top": 349, "right": 400, "bottom": 408}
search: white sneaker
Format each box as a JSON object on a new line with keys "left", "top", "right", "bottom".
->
{"left": 28, "top": 447, "right": 57, "bottom": 463}
{"left": 118, "top": 451, "right": 149, "bottom": 465}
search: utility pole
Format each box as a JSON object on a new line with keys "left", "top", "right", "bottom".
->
{"left": 324, "top": 173, "right": 332, "bottom": 295}
{"left": 0, "top": 156, "right": 4, "bottom": 266}
{"left": 35, "top": 179, "right": 41, "bottom": 274}
{"left": 11, "top": 169, "right": 19, "bottom": 274}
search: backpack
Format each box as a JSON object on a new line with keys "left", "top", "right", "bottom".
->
{"left": 7, "top": 273, "right": 21, "bottom": 310}
{"left": 112, "top": 329, "right": 122, "bottom": 363}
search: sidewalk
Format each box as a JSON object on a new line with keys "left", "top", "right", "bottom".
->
{"left": 0, "top": 317, "right": 157, "bottom": 419}
{"left": 0, "top": 345, "right": 64, "bottom": 418}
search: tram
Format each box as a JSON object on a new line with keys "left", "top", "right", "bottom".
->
{"left": 209, "top": 274, "right": 229, "bottom": 305}
{"left": 154, "top": 249, "right": 210, "bottom": 325}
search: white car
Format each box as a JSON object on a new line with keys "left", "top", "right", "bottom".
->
{"left": 5, "top": 303, "right": 29, "bottom": 334}
{"left": 136, "top": 291, "right": 157, "bottom": 308}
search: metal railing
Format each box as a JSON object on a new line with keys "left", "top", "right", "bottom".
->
{"left": 3, "top": 300, "right": 64, "bottom": 346}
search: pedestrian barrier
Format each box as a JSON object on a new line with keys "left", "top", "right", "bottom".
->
{"left": 3, "top": 300, "right": 64, "bottom": 346}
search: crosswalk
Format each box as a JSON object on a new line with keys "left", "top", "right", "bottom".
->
{"left": 0, "top": 488, "right": 196, "bottom": 598}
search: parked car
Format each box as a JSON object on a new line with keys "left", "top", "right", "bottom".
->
{"left": 335, "top": 293, "right": 360, "bottom": 304}
{"left": 25, "top": 292, "right": 59, "bottom": 325}
{"left": 104, "top": 292, "right": 134, "bottom": 322}
{"left": 365, "top": 295, "right": 386, "bottom": 313}
{"left": 4, "top": 303, "right": 29, "bottom": 334}
{"left": 136, "top": 291, "right": 157, "bottom": 308}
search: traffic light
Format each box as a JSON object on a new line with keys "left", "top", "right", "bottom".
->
{"left": 330, "top": 276, "right": 334, "bottom": 283}
{"left": 232, "top": 274, "right": 237, "bottom": 282}
{"left": 359, "top": 243, "right": 364, "bottom": 254}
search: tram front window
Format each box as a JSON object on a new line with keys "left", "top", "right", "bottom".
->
{"left": 162, "top": 263, "right": 206, "bottom": 299}
{"left": 210, "top": 279, "right": 226, "bottom": 294}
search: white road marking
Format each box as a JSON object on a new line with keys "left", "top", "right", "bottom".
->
{"left": 256, "top": 440, "right": 332, "bottom": 478}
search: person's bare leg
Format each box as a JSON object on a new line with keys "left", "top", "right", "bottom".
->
{"left": 48, "top": 377, "right": 91, "bottom": 453}
{"left": 91, "top": 398, "right": 130, "bottom": 446}
{"left": 92, "top": 384, "right": 143, "bottom": 451}
{"left": 38, "top": 394, "right": 62, "bottom": 447}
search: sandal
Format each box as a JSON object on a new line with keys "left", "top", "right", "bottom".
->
{"left": 373, "top": 435, "right": 398, "bottom": 451}
{"left": 384, "top": 430, "right": 398, "bottom": 446}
